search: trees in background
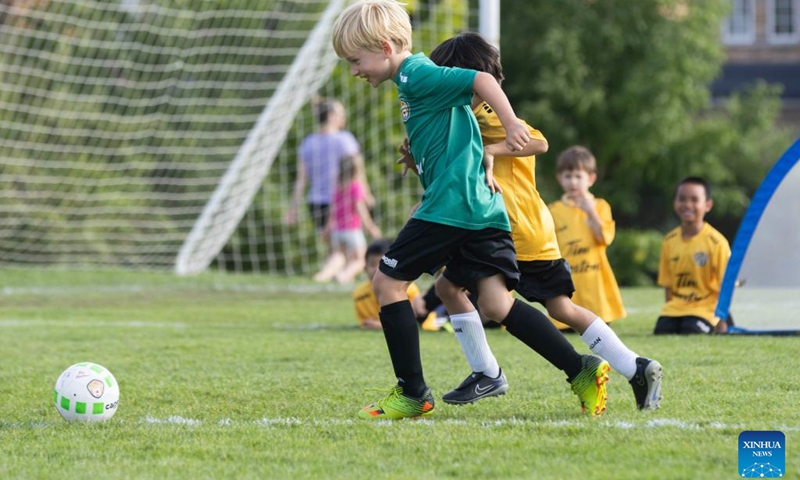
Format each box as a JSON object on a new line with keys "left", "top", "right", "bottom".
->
{"left": 499, "top": 0, "right": 793, "bottom": 284}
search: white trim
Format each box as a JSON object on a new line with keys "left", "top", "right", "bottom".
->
{"left": 767, "top": 0, "right": 800, "bottom": 44}
{"left": 722, "top": 0, "right": 757, "bottom": 45}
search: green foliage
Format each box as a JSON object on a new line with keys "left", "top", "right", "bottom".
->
{"left": 501, "top": 0, "right": 794, "bottom": 239}
{"left": 607, "top": 229, "right": 663, "bottom": 287}
{"left": 1, "top": 269, "right": 799, "bottom": 479}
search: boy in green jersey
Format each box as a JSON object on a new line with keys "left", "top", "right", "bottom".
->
{"left": 332, "top": 0, "right": 546, "bottom": 419}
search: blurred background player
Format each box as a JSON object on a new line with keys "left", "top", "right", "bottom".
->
{"left": 284, "top": 98, "right": 374, "bottom": 279}
{"left": 353, "top": 239, "right": 449, "bottom": 331}
{"left": 549, "top": 145, "right": 626, "bottom": 330}
{"left": 654, "top": 177, "right": 731, "bottom": 334}
{"left": 314, "top": 155, "right": 381, "bottom": 283}
{"left": 427, "top": 32, "right": 661, "bottom": 412}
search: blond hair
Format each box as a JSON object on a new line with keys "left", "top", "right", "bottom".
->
{"left": 332, "top": 0, "right": 412, "bottom": 58}
{"left": 556, "top": 145, "right": 597, "bottom": 174}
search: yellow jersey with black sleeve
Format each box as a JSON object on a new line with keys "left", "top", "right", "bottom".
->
{"left": 548, "top": 196, "right": 626, "bottom": 326}
{"left": 472, "top": 101, "right": 560, "bottom": 261}
{"left": 657, "top": 223, "right": 731, "bottom": 326}
{"left": 353, "top": 281, "right": 422, "bottom": 327}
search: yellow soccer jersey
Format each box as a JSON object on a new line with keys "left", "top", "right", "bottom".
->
{"left": 473, "top": 102, "right": 560, "bottom": 261}
{"left": 352, "top": 281, "right": 421, "bottom": 326}
{"left": 548, "top": 197, "right": 626, "bottom": 327}
{"left": 657, "top": 223, "right": 731, "bottom": 326}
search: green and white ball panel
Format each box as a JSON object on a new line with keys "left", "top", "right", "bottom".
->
{"left": 54, "top": 362, "right": 119, "bottom": 422}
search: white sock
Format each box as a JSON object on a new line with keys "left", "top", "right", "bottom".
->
{"left": 450, "top": 311, "right": 500, "bottom": 378}
{"left": 580, "top": 318, "right": 638, "bottom": 380}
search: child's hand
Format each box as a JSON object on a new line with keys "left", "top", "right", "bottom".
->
{"left": 482, "top": 150, "right": 502, "bottom": 194}
{"left": 396, "top": 138, "right": 417, "bottom": 176}
{"left": 504, "top": 121, "right": 530, "bottom": 152}
{"left": 574, "top": 192, "right": 596, "bottom": 214}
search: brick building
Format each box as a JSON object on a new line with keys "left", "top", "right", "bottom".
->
{"left": 713, "top": 0, "right": 800, "bottom": 136}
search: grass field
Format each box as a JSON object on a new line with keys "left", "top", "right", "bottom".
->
{"left": 1, "top": 268, "right": 797, "bottom": 479}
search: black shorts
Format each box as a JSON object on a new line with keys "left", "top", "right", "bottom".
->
{"left": 307, "top": 203, "right": 330, "bottom": 231}
{"left": 378, "top": 219, "right": 520, "bottom": 293}
{"left": 654, "top": 315, "right": 713, "bottom": 335}
{"left": 514, "top": 259, "right": 576, "bottom": 305}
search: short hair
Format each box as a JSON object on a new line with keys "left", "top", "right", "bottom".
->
{"left": 365, "top": 238, "right": 393, "bottom": 260}
{"left": 556, "top": 145, "right": 597, "bottom": 174}
{"left": 676, "top": 176, "right": 711, "bottom": 199}
{"left": 314, "top": 98, "right": 342, "bottom": 125}
{"left": 332, "top": 0, "right": 412, "bottom": 59}
{"left": 429, "top": 32, "right": 504, "bottom": 83}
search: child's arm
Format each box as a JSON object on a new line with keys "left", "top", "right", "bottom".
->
{"left": 356, "top": 200, "right": 381, "bottom": 239}
{"left": 284, "top": 160, "right": 307, "bottom": 225}
{"left": 472, "top": 72, "right": 530, "bottom": 151}
{"left": 577, "top": 195, "right": 605, "bottom": 243}
{"left": 351, "top": 153, "right": 376, "bottom": 208}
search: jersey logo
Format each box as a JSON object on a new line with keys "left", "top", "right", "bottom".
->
{"left": 400, "top": 99, "right": 410, "bottom": 122}
{"left": 693, "top": 251, "right": 709, "bottom": 267}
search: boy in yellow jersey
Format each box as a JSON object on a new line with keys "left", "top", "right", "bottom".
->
{"left": 424, "top": 32, "right": 662, "bottom": 412}
{"left": 655, "top": 177, "right": 731, "bottom": 334}
{"left": 353, "top": 239, "right": 445, "bottom": 331}
{"left": 549, "top": 146, "right": 626, "bottom": 328}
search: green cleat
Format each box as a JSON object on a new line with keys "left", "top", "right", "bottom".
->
{"left": 358, "top": 385, "right": 435, "bottom": 420}
{"left": 570, "top": 355, "right": 611, "bottom": 416}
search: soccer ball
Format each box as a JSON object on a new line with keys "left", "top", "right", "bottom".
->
{"left": 54, "top": 362, "right": 119, "bottom": 422}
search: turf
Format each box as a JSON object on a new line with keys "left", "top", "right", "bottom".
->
{"left": 0, "top": 268, "right": 797, "bottom": 479}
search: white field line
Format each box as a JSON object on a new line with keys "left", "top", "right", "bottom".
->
{"left": 0, "top": 319, "right": 189, "bottom": 329}
{"left": 3, "top": 416, "right": 797, "bottom": 431}
{"left": 1, "top": 283, "right": 352, "bottom": 297}
{"left": 0, "top": 318, "right": 349, "bottom": 331}
{"left": 138, "top": 415, "right": 800, "bottom": 432}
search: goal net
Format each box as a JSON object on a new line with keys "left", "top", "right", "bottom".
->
{"left": 0, "top": 0, "right": 477, "bottom": 274}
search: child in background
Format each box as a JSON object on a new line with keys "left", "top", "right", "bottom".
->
{"left": 655, "top": 177, "right": 731, "bottom": 334}
{"left": 314, "top": 155, "right": 381, "bottom": 283}
{"left": 548, "top": 146, "right": 626, "bottom": 329}
{"left": 353, "top": 239, "right": 446, "bottom": 331}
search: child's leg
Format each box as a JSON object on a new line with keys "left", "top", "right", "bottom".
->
{"left": 476, "top": 275, "right": 583, "bottom": 380}
{"left": 435, "top": 276, "right": 500, "bottom": 378}
{"left": 313, "top": 249, "right": 345, "bottom": 282}
{"left": 335, "top": 243, "right": 366, "bottom": 283}
{"left": 372, "top": 270, "right": 426, "bottom": 397}
{"left": 546, "top": 295, "right": 638, "bottom": 380}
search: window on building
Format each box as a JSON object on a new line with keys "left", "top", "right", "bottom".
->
{"left": 768, "top": 0, "right": 800, "bottom": 43}
{"left": 723, "top": 0, "right": 756, "bottom": 44}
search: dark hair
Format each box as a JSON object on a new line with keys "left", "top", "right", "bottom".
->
{"left": 677, "top": 176, "right": 711, "bottom": 199}
{"left": 365, "top": 238, "right": 393, "bottom": 260}
{"left": 337, "top": 155, "right": 357, "bottom": 185}
{"left": 429, "top": 32, "right": 504, "bottom": 84}
{"left": 556, "top": 145, "right": 597, "bottom": 174}
{"left": 315, "top": 98, "right": 339, "bottom": 125}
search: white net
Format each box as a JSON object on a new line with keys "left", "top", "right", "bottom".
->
{"left": 0, "top": 0, "right": 477, "bottom": 274}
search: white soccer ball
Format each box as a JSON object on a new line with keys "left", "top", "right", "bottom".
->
{"left": 54, "top": 362, "right": 120, "bottom": 422}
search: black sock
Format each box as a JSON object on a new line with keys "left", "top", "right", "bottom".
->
{"left": 379, "top": 300, "right": 426, "bottom": 397}
{"left": 501, "top": 299, "right": 582, "bottom": 380}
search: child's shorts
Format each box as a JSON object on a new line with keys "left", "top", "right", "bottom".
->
{"left": 330, "top": 229, "right": 366, "bottom": 252}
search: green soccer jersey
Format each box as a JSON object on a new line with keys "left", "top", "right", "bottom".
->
{"left": 394, "top": 53, "right": 510, "bottom": 232}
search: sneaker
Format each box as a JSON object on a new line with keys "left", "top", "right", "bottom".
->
{"left": 629, "top": 357, "right": 662, "bottom": 410}
{"left": 442, "top": 369, "right": 508, "bottom": 405}
{"left": 569, "top": 355, "right": 611, "bottom": 416}
{"left": 357, "top": 385, "right": 435, "bottom": 420}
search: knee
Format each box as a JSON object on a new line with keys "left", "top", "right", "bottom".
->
{"left": 477, "top": 295, "right": 511, "bottom": 322}
{"left": 434, "top": 275, "right": 460, "bottom": 301}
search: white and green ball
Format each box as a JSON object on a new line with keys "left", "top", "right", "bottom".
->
{"left": 54, "top": 363, "right": 119, "bottom": 422}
